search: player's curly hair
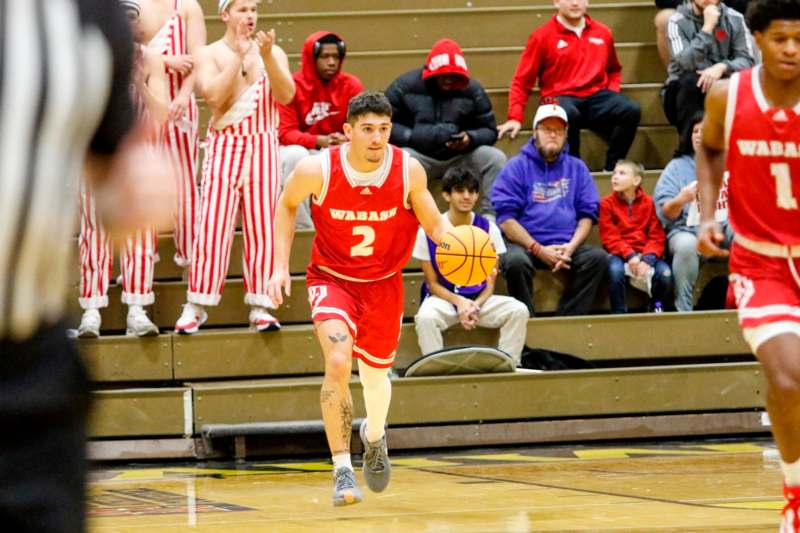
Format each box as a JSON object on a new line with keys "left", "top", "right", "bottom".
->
{"left": 347, "top": 91, "right": 393, "bottom": 123}
{"left": 746, "top": 0, "right": 800, "bottom": 34}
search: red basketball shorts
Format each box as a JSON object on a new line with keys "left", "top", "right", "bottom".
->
{"left": 729, "top": 242, "right": 800, "bottom": 352}
{"left": 306, "top": 265, "right": 404, "bottom": 369}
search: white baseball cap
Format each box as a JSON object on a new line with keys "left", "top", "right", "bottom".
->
{"left": 533, "top": 104, "right": 568, "bottom": 129}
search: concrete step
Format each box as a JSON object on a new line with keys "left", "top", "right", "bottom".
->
{"left": 203, "top": 4, "right": 657, "bottom": 53}
{"left": 79, "top": 310, "right": 748, "bottom": 382}
{"left": 188, "top": 362, "right": 762, "bottom": 428}
{"left": 200, "top": 0, "right": 644, "bottom": 13}
{"left": 71, "top": 259, "right": 729, "bottom": 334}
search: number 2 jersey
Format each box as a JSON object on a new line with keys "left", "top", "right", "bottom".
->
{"left": 726, "top": 65, "right": 800, "bottom": 245}
{"left": 309, "top": 143, "right": 420, "bottom": 281}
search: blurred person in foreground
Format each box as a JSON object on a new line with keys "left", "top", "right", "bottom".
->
{"left": 0, "top": 0, "right": 174, "bottom": 531}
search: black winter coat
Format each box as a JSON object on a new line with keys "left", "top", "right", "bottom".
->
{"left": 385, "top": 68, "right": 498, "bottom": 161}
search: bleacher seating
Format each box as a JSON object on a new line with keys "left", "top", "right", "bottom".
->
{"left": 80, "top": 0, "right": 761, "bottom": 458}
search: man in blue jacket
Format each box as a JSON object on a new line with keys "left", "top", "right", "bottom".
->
{"left": 492, "top": 104, "right": 608, "bottom": 316}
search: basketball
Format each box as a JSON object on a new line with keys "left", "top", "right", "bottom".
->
{"left": 435, "top": 225, "right": 497, "bottom": 287}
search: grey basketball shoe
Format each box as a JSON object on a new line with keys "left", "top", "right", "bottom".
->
{"left": 332, "top": 467, "right": 363, "bottom": 507}
{"left": 360, "top": 422, "right": 391, "bottom": 493}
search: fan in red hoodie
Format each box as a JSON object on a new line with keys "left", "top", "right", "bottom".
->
{"left": 599, "top": 160, "right": 672, "bottom": 313}
{"left": 278, "top": 31, "right": 364, "bottom": 229}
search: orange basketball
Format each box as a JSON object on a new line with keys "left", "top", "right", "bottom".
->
{"left": 435, "top": 225, "right": 497, "bottom": 287}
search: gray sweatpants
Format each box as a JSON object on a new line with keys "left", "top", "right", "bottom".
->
{"left": 279, "top": 145, "right": 316, "bottom": 230}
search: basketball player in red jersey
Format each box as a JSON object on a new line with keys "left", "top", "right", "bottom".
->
{"left": 138, "top": 0, "right": 206, "bottom": 272}
{"left": 268, "top": 92, "right": 453, "bottom": 506}
{"left": 697, "top": 0, "right": 800, "bottom": 529}
{"left": 175, "top": 0, "right": 295, "bottom": 334}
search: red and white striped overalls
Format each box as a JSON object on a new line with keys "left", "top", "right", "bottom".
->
{"left": 148, "top": 0, "right": 199, "bottom": 269}
{"left": 78, "top": 47, "right": 161, "bottom": 310}
{"left": 187, "top": 74, "right": 280, "bottom": 307}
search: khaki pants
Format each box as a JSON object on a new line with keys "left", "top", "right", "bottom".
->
{"left": 414, "top": 294, "right": 529, "bottom": 364}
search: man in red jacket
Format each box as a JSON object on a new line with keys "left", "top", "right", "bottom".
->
{"left": 497, "top": 0, "right": 641, "bottom": 171}
{"left": 278, "top": 31, "right": 364, "bottom": 229}
{"left": 599, "top": 160, "right": 672, "bottom": 313}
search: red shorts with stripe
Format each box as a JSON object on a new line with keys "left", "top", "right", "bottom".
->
{"left": 306, "top": 265, "right": 404, "bottom": 369}
{"left": 729, "top": 243, "right": 800, "bottom": 348}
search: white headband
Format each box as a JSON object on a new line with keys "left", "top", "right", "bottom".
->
{"left": 120, "top": 0, "right": 141, "bottom": 16}
{"left": 218, "top": 0, "right": 231, "bottom": 12}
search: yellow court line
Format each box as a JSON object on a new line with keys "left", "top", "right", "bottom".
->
{"left": 450, "top": 453, "right": 578, "bottom": 463}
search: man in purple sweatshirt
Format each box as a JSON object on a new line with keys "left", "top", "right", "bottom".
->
{"left": 492, "top": 104, "right": 607, "bottom": 316}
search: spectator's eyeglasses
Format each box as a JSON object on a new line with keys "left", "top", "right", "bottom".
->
{"left": 537, "top": 126, "right": 567, "bottom": 136}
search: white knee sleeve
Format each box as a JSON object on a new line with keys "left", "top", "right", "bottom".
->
{"left": 357, "top": 359, "right": 392, "bottom": 443}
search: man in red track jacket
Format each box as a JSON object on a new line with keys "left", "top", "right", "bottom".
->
{"left": 497, "top": 0, "right": 640, "bottom": 171}
{"left": 599, "top": 160, "right": 672, "bottom": 313}
{"left": 278, "top": 31, "right": 363, "bottom": 229}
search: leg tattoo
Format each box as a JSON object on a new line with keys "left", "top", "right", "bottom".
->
{"left": 328, "top": 332, "right": 349, "bottom": 344}
{"left": 341, "top": 399, "right": 353, "bottom": 446}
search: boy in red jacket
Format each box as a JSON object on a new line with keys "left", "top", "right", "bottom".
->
{"left": 600, "top": 160, "right": 672, "bottom": 312}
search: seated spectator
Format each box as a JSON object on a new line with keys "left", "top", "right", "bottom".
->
{"left": 497, "top": 0, "right": 640, "bottom": 171}
{"left": 662, "top": 0, "right": 755, "bottom": 135}
{"left": 385, "top": 38, "right": 505, "bottom": 214}
{"left": 278, "top": 32, "right": 363, "bottom": 229}
{"left": 492, "top": 104, "right": 608, "bottom": 317}
{"left": 654, "top": 0, "right": 752, "bottom": 67}
{"left": 413, "top": 168, "right": 529, "bottom": 365}
{"left": 600, "top": 160, "right": 672, "bottom": 313}
{"left": 654, "top": 112, "right": 733, "bottom": 311}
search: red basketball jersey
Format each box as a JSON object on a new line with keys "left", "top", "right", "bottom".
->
{"left": 725, "top": 66, "right": 800, "bottom": 245}
{"left": 309, "top": 144, "right": 420, "bottom": 281}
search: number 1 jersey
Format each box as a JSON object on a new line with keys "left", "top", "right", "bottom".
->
{"left": 309, "top": 144, "right": 420, "bottom": 282}
{"left": 726, "top": 65, "right": 800, "bottom": 245}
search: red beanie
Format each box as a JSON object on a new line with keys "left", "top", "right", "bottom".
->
{"left": 422, "top": 38, "right": 470, "bottom": 90}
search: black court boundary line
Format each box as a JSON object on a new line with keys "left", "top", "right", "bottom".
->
{"left": 413, "top": 467, "right": 781, "bottom": 512}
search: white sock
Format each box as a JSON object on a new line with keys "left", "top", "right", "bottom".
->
{"left": 332, "top": 453, "right": 352, "bottom": 471}
{"left": 357, "top": 359, "right": 391, "bottom": 443}
{"left": 128, "top": 305, "right": 143, "bottom": 315}
{"left": 783, "top": 457, "right": 800, "bottom": 486}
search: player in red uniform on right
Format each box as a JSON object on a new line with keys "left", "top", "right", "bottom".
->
{"left": 268, "top": 92, "right": 452, "bottom": 506}
{"left": 697, "top": 0, "right": 800, "bottom": 529}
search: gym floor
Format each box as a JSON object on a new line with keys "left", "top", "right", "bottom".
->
{"left": 88, "top": 438, "right": 783, "bottom": 532}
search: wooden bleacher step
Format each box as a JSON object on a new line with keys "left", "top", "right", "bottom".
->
{"left": 81, "top": 310, "right": 750, "bottom": 383}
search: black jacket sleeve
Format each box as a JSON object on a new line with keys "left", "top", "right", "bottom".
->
{"left": 77, "top": 0, "right": 135, "bottom": 156}
{"left": 386, "top": 73, "right": 414, "bottom": 147}
{"left": 463, "top": 82, "right": 498, "bottom": 148}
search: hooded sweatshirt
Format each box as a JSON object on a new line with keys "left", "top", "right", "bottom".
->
{"left": 386, "top": 38, "right": 498, "bottom": 160}
{"left": 277, "top": 31, "right": 364, "bottom": 148}
{"left": 665, "top": 2, "right": 755, "bottom": 84}
{"left": 599, "top": 187, "right": 666, "bottom": 263}
{"left": 491, "top": 140, "right": 599, "bottom": 245}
